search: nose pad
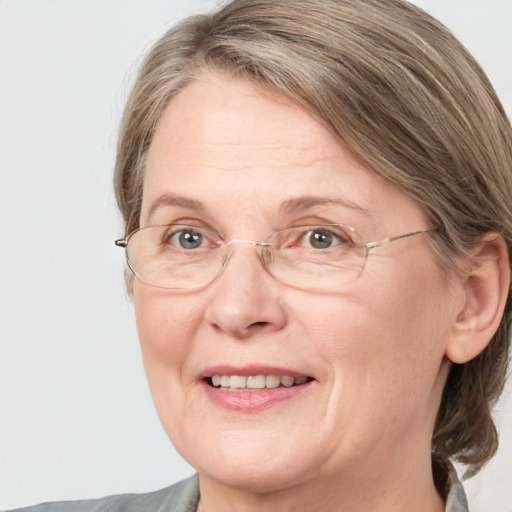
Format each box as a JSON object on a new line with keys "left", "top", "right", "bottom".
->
{"left": 261, "top": 245, "right": 273, "bottom": 265}
{"left": 219, "top": 241, "right": 271, "bottom": 278}
{"left": 220, "top": 253, "right": 230, "bottom": 268}
{"left": 204, "top": 242, "right": 287, "bottom": 339}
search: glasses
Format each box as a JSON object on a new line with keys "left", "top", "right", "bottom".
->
{"left": 115, "top": 223, "right": 435, "bottom": 291}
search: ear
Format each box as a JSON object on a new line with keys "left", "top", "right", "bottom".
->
{"left": 446, "top": 233, "right": 510, "bottom": 363}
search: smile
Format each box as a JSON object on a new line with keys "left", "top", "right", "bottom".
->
{"left": 208, "top": 375, "right": 310, "bottom": 391}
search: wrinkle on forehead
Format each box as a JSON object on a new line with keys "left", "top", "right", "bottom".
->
{"left": 151, "top": 138, "right": 347, "bottom": 175}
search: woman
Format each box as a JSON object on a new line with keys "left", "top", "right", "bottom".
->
{"left": 12, "top": 0, "right": 511, "bottom": 510}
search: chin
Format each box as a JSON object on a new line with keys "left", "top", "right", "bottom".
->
{"left": 175, "top": 432, "right": 319, "bottom": 493}
{"left": 200, "top": 460, "right": 309, "bottom": 493}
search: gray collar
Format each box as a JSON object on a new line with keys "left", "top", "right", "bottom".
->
{"left": 445, "top": 464, "right": 469, "bottom": 512}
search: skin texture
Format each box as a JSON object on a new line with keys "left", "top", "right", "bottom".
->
{"left": 133, "top": 73, "right": 468, "bottom": 512}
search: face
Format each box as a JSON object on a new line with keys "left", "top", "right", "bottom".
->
{"left": 134, "top": 73, "right": 462, "bottom": 493}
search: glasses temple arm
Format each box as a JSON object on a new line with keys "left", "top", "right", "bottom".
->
{"left": 365, "top": 227, "right": 437, "bottom": 250}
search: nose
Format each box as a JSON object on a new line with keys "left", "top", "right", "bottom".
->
{"left": 204, "top": 242, "right": 287, "bottom": 339}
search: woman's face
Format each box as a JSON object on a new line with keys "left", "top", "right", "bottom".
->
{"left": 135, "top": 73, "right": 462, "bottom": 492}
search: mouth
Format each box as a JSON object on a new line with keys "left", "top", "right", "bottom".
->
{"left": 206, "top": 374, "right": 314, "bottom": 391}
{"left": 200, "top": 368, "right": 315, "bottom": 410}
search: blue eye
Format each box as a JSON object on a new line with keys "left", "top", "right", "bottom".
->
{"left": 165, "top": 228, "right": 206, "bottom": 249}
{"left": 178, "top": 230, "right": 203, "bottom": 249}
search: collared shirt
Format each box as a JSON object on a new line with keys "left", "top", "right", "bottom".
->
{"left": 445, "top": 464, "right": 470, "bottom": 512}
{"left": 9, "top": 470, "right": 469, "bottom": 512}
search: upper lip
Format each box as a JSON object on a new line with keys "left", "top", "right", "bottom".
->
{"left": 198, "top": 364, "right": 313, "bottom": 380}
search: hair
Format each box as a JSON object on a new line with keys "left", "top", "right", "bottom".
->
{"left": 114, "top": 0, "right": 512, "bottom": 477}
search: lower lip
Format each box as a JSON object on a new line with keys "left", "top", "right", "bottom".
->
{"left": 200, "top": 380, "right": 314, "bottom": 411}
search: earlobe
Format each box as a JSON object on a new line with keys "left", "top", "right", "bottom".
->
{"left": 446, "top": 234, "right": 510, "bottom": 364}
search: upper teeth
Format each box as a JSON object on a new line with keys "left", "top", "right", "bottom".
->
{"left": 210, "top": 375, "right": 308, "bottom": 390}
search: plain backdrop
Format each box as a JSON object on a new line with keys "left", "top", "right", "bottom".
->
{"left": 1, "top": 1, "right": 511, "bottom": 510}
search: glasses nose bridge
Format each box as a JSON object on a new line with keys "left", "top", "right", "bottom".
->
{"left": 221, "top": 239, "right": 272, "bottom": 272}
{"left": 225, "top": 239, "right": 270, "bottom": 248}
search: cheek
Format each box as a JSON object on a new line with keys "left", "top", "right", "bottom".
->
{"left": 133, "top": 285, "right": 206, "bottom": 379}
{"left": 297, "top": 260, "right": 453, "bottom": 401}
{"left": 355, "top": 264, "right": 454, "bottom": 406}
{"left": 133, "top": 285, "right": 210, "bottom": 443}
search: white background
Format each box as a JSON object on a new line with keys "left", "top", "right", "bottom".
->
{"left": 1, "top": 1, "right": 511, "bottom": 510}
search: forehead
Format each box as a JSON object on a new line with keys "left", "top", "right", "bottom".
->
{"left": 147, "top": 73, "right": 338, "bottom": 169}
{"left": 142, "top": 72, "right": 423, "bottom": 231}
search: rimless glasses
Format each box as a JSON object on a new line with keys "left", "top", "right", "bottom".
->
{"left": 115, "top": 223, "right": 436, "bottom": 291}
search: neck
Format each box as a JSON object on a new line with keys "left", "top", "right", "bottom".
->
{"left": 197, "top": 454, "right": 445, "bottom": 512}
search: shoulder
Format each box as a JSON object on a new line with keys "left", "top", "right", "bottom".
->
{"left": 7, "top": 474, "right": 199, "bottom": 512}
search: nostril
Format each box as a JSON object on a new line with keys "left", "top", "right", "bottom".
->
{"left": 243, "top": 321, "right": 274, "bottom": 336}
{"left": 251, "top": 321, "right": 269, "bottom": 328}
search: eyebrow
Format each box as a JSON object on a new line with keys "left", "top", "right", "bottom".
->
{"left": 147, "top": 193, "right": 206, "bottom": 219}
{"left": 280, "top": 196, "right": 371, "bottom": 216}
{"left": 147, "top": 193, "right": 371, "bottom": 221}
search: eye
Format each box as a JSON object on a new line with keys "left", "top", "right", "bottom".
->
{"left": 178, "top": 229, "right": 203, "bottom": 249}
{"left": 164, "top": 226, "right": 209, "bottom": 250}
{"left": 300, "top": 227, "right": 351, "bottom": 250}
{"left": 307, "top": 229, "right": 334, "bottom": 249}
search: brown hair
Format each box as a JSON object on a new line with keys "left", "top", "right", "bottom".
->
{"left": 114, "top": 0, "right": 512, "bottom": 476}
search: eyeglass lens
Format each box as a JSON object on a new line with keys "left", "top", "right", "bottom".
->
{"left": 123, "top": 224, "right": 367, "bottom": 290}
